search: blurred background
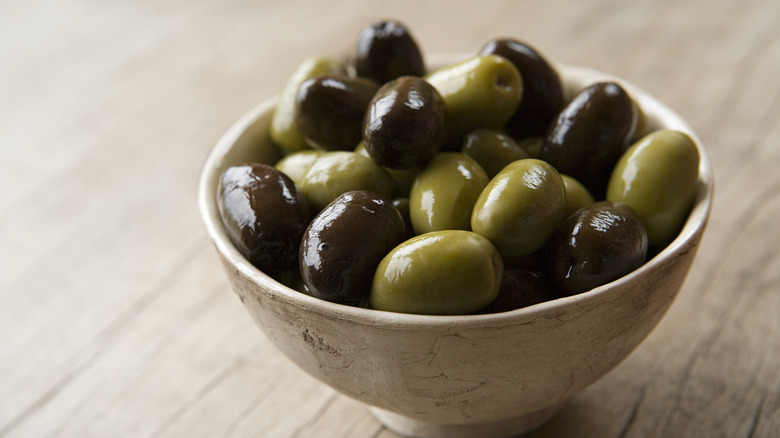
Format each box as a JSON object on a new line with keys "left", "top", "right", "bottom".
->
{"left": 2, "top": 0, "right": 778, "bottom": 437}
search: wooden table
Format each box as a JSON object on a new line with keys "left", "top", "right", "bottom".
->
{"left": 2, "top": 0, "right": 778, "bottom": 437}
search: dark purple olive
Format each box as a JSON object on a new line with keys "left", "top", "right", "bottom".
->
{"left": 391, "top": 197, "right": 416, "bottom": 240}
{"left": 479, "top": 269, "right": 559, "bottom": 313}
{"left": 539, "top": 82, "right": 638, "bottom": 198}
{"left": 217, "top": 164, "right": 311, "bottom": 274}
{"left": 350, "top": 20, "right": 425, "bottom": 84}
{"left": 479, "top": 39, "right": 564, "bottom": 140}
{"left": 295, "top": 74, "right": 380, "bottom": 151}
{"left": 545, "top": 201, "right": 648, "bottom": 296}
{"left": 300, "top": 190, "right": 406, "bottom": 306}
{"left": 363, "top": 76, "right": 445, "bottom": 169}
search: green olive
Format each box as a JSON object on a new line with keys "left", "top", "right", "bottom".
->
{"left": 606, "top": 129, "right": 700, "bottom": 246}
{"left": 298, "top": 151, "right": 394, "bottom": 213}
{"left": 425, "top": 55, "right": 523, "bottom": 146}
{"left": 370, "top": 230, "right": 503, "bottom": 315}
{"left": 561, "top": 174, "right": 595, "bottom": 217}
{"left": 355, "top": 142, "right": 419, "bottom": 198}
{"left": 478, "top": 39, "right": 564, "bottom": 140}
{"left": 274, "top": 150, "right": 323, "bottom": 185}
{"left": 409, "top": 152, "right": 489, "bottom": 234}
{"left": 461, "top": 128, "right": 529, "bottom": 177}
{"left": 270, "top": 57, "right": 344, "bottom": 154}
{"left": 471, "top": 158, "right": 566, "bottom": 258}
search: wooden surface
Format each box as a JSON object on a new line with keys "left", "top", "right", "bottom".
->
{"left": 2, "top": 0, "right": 778, "bottom": 437}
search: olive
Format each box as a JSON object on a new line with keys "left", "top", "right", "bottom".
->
{"left": 391, "top": 197, "right": 416, "bottom": 240}
{"left": 370, "top": 230, "right": 503, "bottom": 315}
{"left": 270, "top": 56, "right": 344, "bottom": 154}
{"left": 349, "top": 20, "right": 426, "bottom": 84}
{"left": 295, "top": 74, "right": 380, "bottom": 151}
{"left": 217, "top": 164, "right": 311, "bottom": 274}
{"left": 561, "top": 174, "right": 595, "bottom": 217}
{"left": 274, "top": 150, "right": 323, "bottom": 185}
{"left": 471, "top": 158, "right": 566, "bottom": 258}
{"left": 479, "top": 269, "right": 559, "bottom": 313}
{"left": 300, "top": 190, "right": 406, "bottom": 306}
{"left": 363, "top": 76, "right": 446, "bottom": 169}
{"left": 355, "top": 142, "right": 419, "bottom": 198}
{"left": 276, "top": 269, "right": 311, "bottom": 296}
{"left": 298, "top": 151, "right": 394, "bottom": 213}
{"left": 516, "top": 136, "right": 544, "bottom": 158}
{"left": 426, "top": 54, "right": 523, "bottom": 146}
{"left": 479, "top": 39, "right": 565, "bottom": 140}
{"left": 409, "top": 152, "right": 489, "bottom": 234}
{"left": 546, "top": 201, "right": 648, "bottom": 296}
{"left": 539, "top": 81, "right": 638, "bottom": 198}
{"left": 606, "top": 130, "right": 700, "bottom": 246}
{"left": 461, "top": 128, "right": 529, "bottom": 177}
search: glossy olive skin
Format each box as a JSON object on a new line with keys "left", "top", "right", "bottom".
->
{"left": 546, "top": 201, "right": 648, "bottom": 296}
{"left": 350, "top": 20, "right": 425, "bottom": 84}
{"left": 300, "top": 190, "right": 406, "bottom": 306}
{"left": 471, "top": 158, "right": 566, "bottom": 258}
{"left": 409, "top": 152, "right": 489, "bottom": 234}
{"left": 295, "top": 74, "right": 380, "bottom": 151}
{"left": 479, "top": 269, "right": 559, "bottom": 313}
{"left": 539, "top": 81, "right": 638, "bottom": 198}
{"left": 270, "top": 56, "right": 344, "bottom": 154}
{"left": 274, "top": 150, "right": 323, "bottom": 185}
{"left": 370, "top": 230, "right": 503, "bottom": 315}
{"left": 391, "top": 197, "right": 416, "bottom": 240}
{"left": 561, "top": 174, "right": 595, "bottom": 217}
{"left": 607, "top": 130, "right": 700, "bottom": 246}
{"left": 363, "top": 76, "right": 445, "bottom": 169}
{"left": 426, "top": 55, "right": 523, "bottom": 146}
{"left": 298, "top": 151, "right": 394, "bottom": 213}
{"left": 479, "top": 39, "right": 564, "bottom": 140}
{"left": 461, "top": 128, "right": 529, "bottom": 177}
{"left": 217, "top": 164, "right": 311, "bottom": 274}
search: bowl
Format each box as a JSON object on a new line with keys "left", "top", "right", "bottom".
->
{"left": 198, "top": 59, "right": 713, "bottom": 438}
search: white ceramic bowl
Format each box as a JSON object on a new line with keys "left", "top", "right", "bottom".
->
{"left": 198, "top": 60, "right": 713, "bottom": 438}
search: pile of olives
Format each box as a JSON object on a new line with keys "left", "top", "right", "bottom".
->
{"left": 217, "top": 20, "right": 700, "bottom": 315}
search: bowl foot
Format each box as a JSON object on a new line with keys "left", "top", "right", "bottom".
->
{"left": 369, "top": 402, "right": 564, "bottom": 438}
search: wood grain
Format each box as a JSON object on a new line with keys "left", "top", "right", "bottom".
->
{"left": 1, "top": 0, "right": 778, "bottom": 437}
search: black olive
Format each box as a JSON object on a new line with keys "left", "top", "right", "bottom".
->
{"left": 350, "top": 20, "right": 425, "bottom": 84}
{"left": 478, "top": 39, "right": 565, "bottom": 140}
{"left": 295, "top": 74, "right": 380, "bottom": 151}
{"left": 299, "top": 190, "right": 406, "bottom": 306}
{"left": 545, "top": 201, "right": 648, "bottom": 296}
{"left": 363, "top": 76, "right": 445, "bottom": 169}
{"left": 539, "top": 82, "right": 638, "bottom": 198}
{"left": 217, "top": 164, "right": 311, "bottom": 274}
{"left": 479, "top": 268, "right": 559, "bottom": 313}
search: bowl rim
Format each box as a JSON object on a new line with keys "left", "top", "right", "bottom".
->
{"left": 198, "top": 60, "right": 714, "bottom": 328}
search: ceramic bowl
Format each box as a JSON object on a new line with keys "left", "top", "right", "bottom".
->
{"left": 198, "top": 59, "right": 713, "bottom": 438}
